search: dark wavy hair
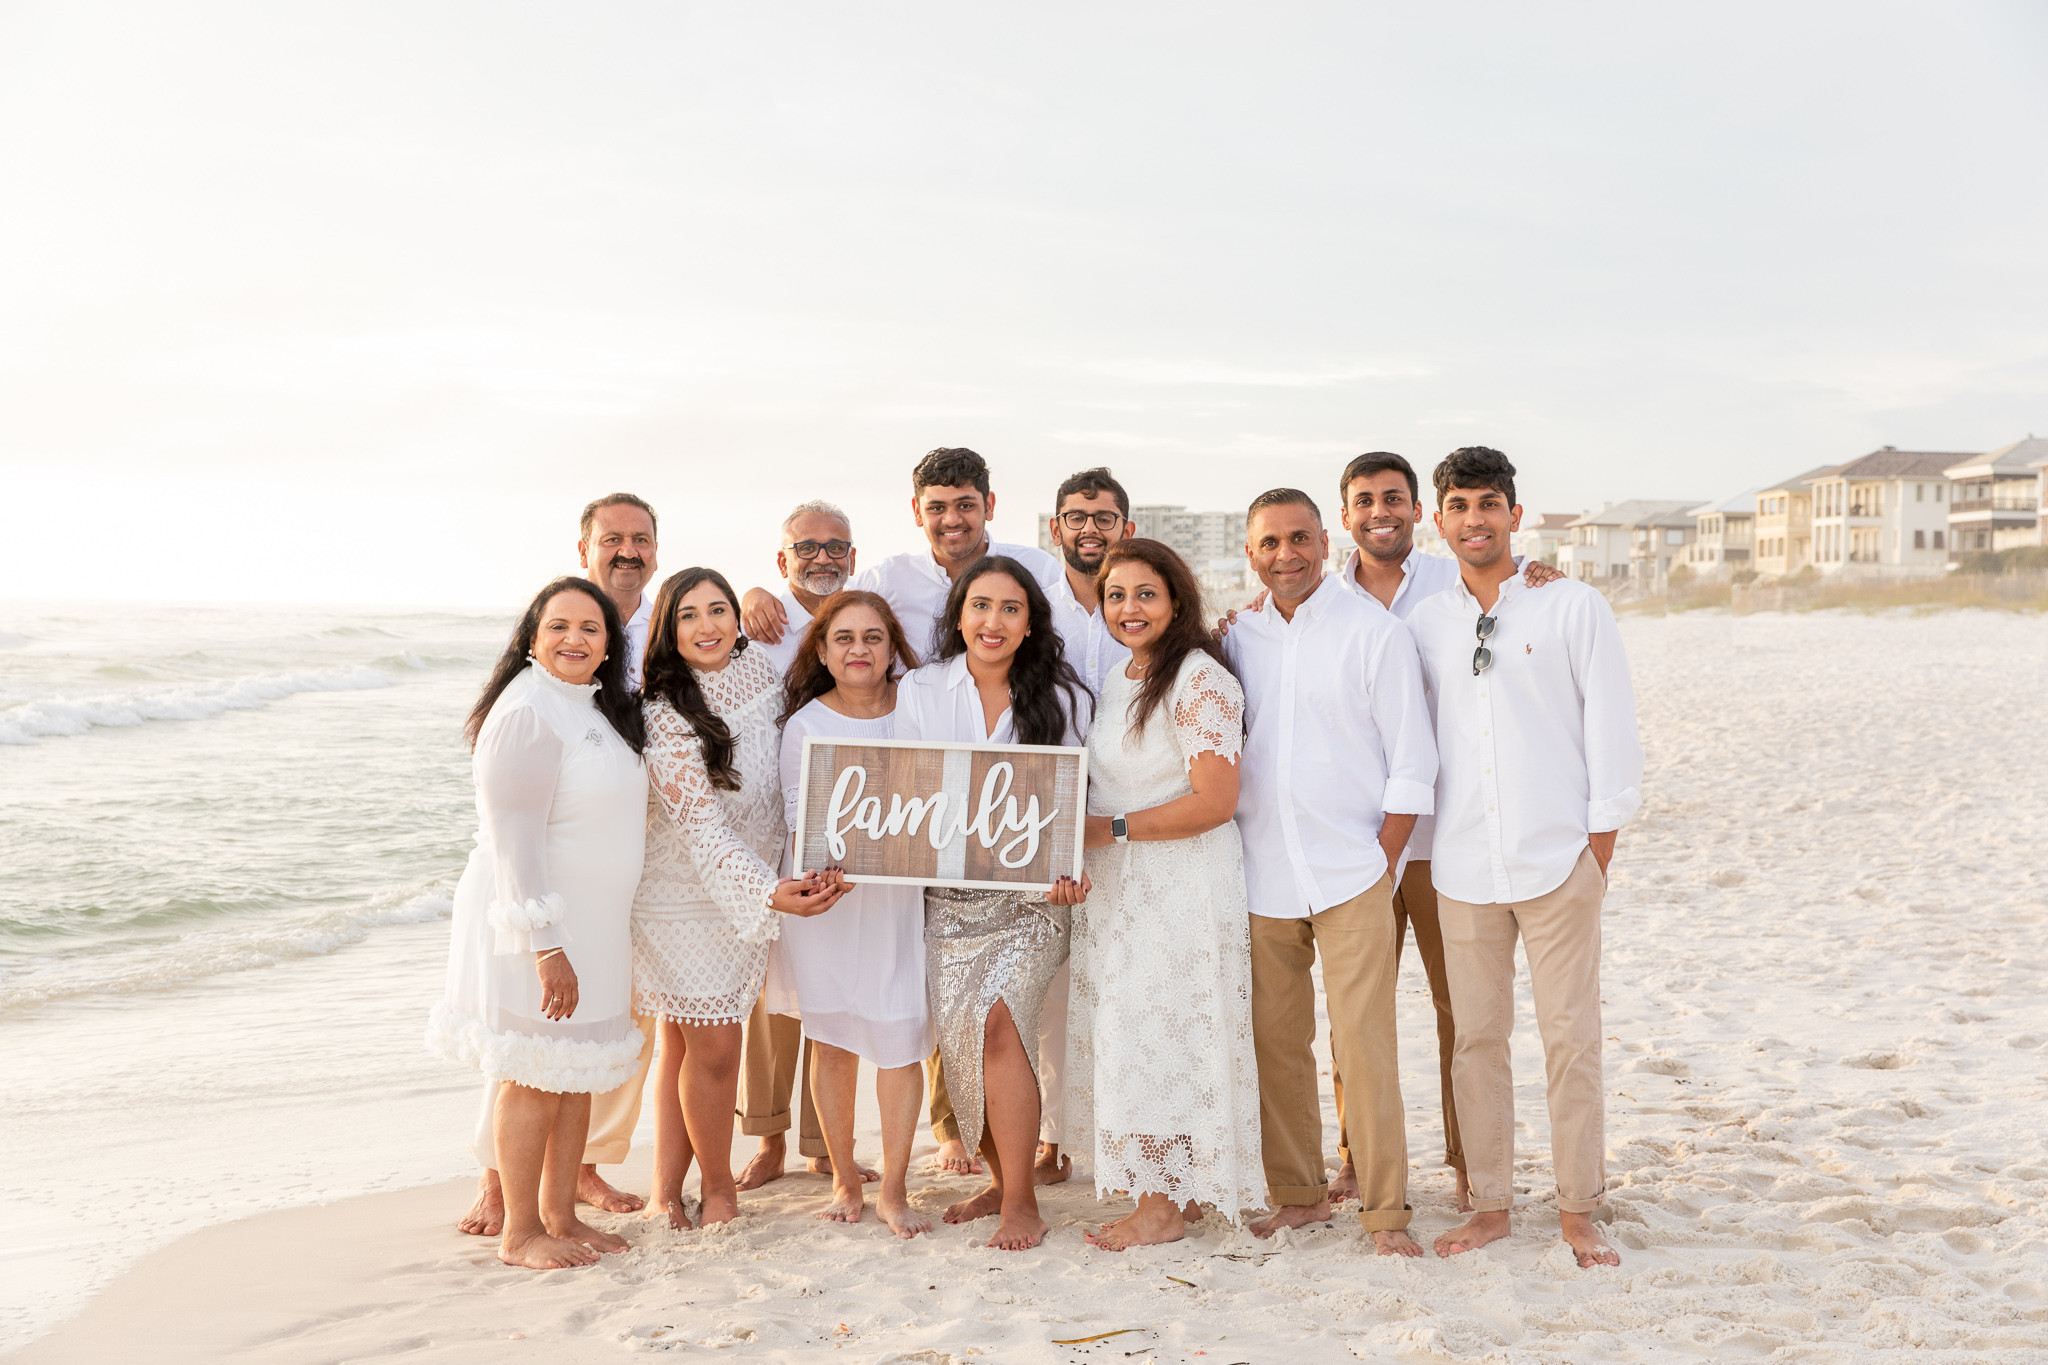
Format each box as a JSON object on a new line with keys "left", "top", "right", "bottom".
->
{"left": 466, "top": 577, "right": 645, "bottom": 753}
{"left": 935, "top": 556, "right": 1091, "bottom": 746}
{"left": 1433, "top": 446, "right": 1517, "bottom": 509}
{"left": 778, "top": 590, "right": 921, "bottom": 728}
{"left": 1093, "top": 539, "right": 1235, "bottom": 738}
{"left": 641, "top": 567, "right": 750, "bottom": 790}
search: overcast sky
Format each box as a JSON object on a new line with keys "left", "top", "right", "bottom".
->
{"left": 3, "top": 1, "right": 2044, "bottom": 606}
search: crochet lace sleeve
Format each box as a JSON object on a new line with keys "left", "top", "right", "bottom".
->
{"left": 1169, "top": 655, "right": 1244, "bottom": 772}
{"left": 645, "top": 698, "right": 782, "bottom": 944}
{"left": 474, "top": 705, "right": 572, "bottom": 955}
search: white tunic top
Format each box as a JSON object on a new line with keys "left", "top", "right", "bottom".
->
{"left": 429, "top": 662, "right": 649, "bottom": 1093}
{"left": 1222, "top": 573, "right": 1437, "bottom": 918}
{"left": 1069, "top": 653, "right": 1263, "bottom": 1218}
{"left": 854, "top": 539, "right": 1066, "bottom": 661}
{"left": 765, "top": 698, "right": 935, "bottom": 1068}
{"left": 631, "top": 646, "right": 787, "bottom": 1025}
{"left": 1409, "top": 573, "right": 1644, "bottom": 905}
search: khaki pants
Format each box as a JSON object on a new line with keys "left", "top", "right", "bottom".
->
{"left": 1334, "top": 859, "right": 1464, "bottom": 1173}
{"left": 737, "top": 995, "right": 825, "bottom": 1159}
{"left": 927, "top": 958, "right": 1071, "bottom": 1148}
{"left": 1248, "top": 875, "right": 1410, "bottom": 1231}
{"left": 473, "top": 1011, "right": 656, "bottom": 1170}
{"left": 1437, "top": 848, "right": 1607, "bottom": 1214}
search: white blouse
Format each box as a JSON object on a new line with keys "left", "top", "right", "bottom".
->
{"left": 892, "top": 653, "right": 1088, "bottom": 748}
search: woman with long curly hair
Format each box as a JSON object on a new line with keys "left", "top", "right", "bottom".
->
{"left": 631, "top": 566, "right": 848, "bottom": 1231}
{"left": 893, "top": 555, "right": 1092, "bottom": 1251}
{"left": 428, "top": 577, "right": 648, "bottom": 1271}
{"left": 767, "top": 590, "right": 934, "bottom": 1237}
{"left": 1064, "top": 538, "right": 1262, "bottom": 1250}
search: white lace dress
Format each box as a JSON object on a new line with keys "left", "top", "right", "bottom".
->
{"left": 763, "top": 699, "right": 934, "bottom": 1069}
{"left": 427, "top": 662, "right": 650, "bottom": 1093}
{"left": 1068, "top": 652, "right": 1263, "bottom": 1219}
{"left": 631, "top": 646, "right": 787, "bottom": 1025}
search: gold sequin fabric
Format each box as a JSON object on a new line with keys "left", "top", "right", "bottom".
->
{"left": 923, "top": 884, "right": 1070, "bottom": 1156}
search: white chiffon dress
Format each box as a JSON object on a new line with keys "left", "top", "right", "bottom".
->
{"left": 631, "top": 646, "right": 787, "bottom": 1025}
{"left": 428, "top": 661, "right": 649, "bottom": 1094}
{"left": 1068, "top": 652, "right": 1264, "bottom": 1219}
{"left": 764, "top": 699, "right": 934, "bottom": 1068}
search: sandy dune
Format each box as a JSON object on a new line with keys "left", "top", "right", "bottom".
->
{"left": 17, "top": 609, "right": 2048, "bottom": 1364}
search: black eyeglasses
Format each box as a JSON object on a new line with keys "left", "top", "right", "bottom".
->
{"left": 1057, "top": 509, "right": 1124, "bottom": 532}
{"left": 787, "top": 539, "right": 852, "bottom": 560}
{"left": 1472, "top": 613, "right": 1496, "bottom": 676}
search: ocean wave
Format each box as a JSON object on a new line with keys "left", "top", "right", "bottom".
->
{"left": 0, "top": 665, "right": 398, "bottom": 745}
{"left": 0, "top": 887, "right": 454, "bottom": 1012}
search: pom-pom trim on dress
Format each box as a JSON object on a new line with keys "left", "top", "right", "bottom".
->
{"left": 425, "top": 1002, "right": 645, "bottom": 1095}
{"left": 486, "top": 891, "right": 567, "bottom": 934}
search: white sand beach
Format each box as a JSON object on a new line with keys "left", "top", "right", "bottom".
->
{"left": 13, "top": 607, "right": 2048, "bottom": 1364}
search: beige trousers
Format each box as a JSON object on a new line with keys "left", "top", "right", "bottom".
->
{"left": 472, "top": 1011, "right": 657, "bottom": 1170}
{"left": 927, "top": 958, "right": 1070, "bottom": 1148}
{"left": 1334, "top": 859, "right": 1464, "bottom": 1173}
{"left": 737, "top": 995, "right": 825, "bottom": 1158}
{"left": 1437, "top": 848, "right": 1608, "bottom": 1214}
{"left": 1248, "top": 874, "right": 1410, "bottom": 1231}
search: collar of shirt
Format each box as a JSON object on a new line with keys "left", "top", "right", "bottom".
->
{"left": 623, "top": 592, "right": 654, "bottom": 692}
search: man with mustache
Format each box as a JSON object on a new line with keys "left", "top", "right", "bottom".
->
{"left": 458, "top": 492, "right": 662, "bottom": 1236}
{"left": 1409, "top": 447, "right": 1641, "bottom": 1269}
{"left": 731, "top": 500, "right": 858, "bottom": 1190}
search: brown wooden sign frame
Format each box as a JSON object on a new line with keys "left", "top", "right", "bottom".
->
{"left": 792, "top": 736, "right": 1089, "bottom": 893}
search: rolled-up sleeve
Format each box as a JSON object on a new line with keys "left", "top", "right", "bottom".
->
{"left": 1370, "top": 626, "right": 1438, "bottom": 816}
{"left": 1572, "top": 595, "right": 1645, "bottom": 833}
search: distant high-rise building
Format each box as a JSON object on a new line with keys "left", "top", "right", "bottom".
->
{"left": 1038, "top": 503, "right": 1252, "bottom": 600}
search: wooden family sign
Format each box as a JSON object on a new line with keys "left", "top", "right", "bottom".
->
{"left": 792, "top": 738, "right": 1089, "bottom": 892}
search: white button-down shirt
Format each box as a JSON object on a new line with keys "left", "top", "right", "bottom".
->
{"left": 623, "top": 592, "right": 653, "bottom": 693}
{"left": 1222, "top": 573, "right": 1437, "bottom": 919}
{"left": 854, "top": 539, "right": 1066, "bottom": 662}
{"left": 1409, "top": 573, "right": 1643, "bottom": 905}
{"left": 748, "top": 585, "right": 815, "bottom": 678}
{"left": 892, "top": 653, "right": 1085, "bottom": 747}
{"left": 1047, "top": 572, "right": 1130, "bottom": 697}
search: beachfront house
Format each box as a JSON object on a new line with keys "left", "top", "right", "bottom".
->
{"left": 1806, "top": 447, "right": 1960, "bottom": 577}
{"left": 1944, "top": 437, "right": 2047, "bottom": 557}
{"left": 1558, "top": 500, "right": 1699, "bottom": 586}
{"left": 1752, "top": 465, "right": 1836, "bottom": 577}
{"left": 1686, "top": 492, "right": 1757, "bottom": 578}
{"left": 2037, "top": 447, "right": 2048, "bottom": 547}
{"left": 1627, "top": 504, "right": 1701, "bottom": 590}
{"left": 1558, "top": 505, "right": 1630, "bottom": 582}
{"left": 1513, "top": 512, "right": 1578, "bottom": 566}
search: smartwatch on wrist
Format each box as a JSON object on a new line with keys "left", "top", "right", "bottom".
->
{"left": 1110, "top": 815, "right": 1129, "bottom": 844}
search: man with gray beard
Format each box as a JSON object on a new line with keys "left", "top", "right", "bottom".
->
{"left": 734, "top": 500, "right": 869, "bottom": 1189}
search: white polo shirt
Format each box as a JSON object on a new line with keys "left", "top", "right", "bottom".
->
{"left": 854, "top": 539, "right": 1066, "bottom": 663}
{"left": 748, "top": 586, "right": 816, "bottom": 678}
{"left": 1408, "top": 572, "right": 1643, "bottom": 905}
{"left": 1222, "top": 573, "right": 1437, "bottom": 918}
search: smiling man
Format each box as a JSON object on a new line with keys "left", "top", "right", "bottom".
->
{"left": 1044, "top": 466, "right": 1136, "bottom": 694}
{"left": 1408, "top": 447, "right": 1643, "bottom": 1270}
{"left": 577, "top": 493, "right": 659, "bottom": 691}
{"left": 1222, "top": 488, "right": 1437, "bottom": 1254}
{"left": 746, "top": 500, "right": 859, "bottom": 675}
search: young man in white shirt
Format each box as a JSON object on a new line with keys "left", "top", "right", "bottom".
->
{"left": 1222, "top": 488, "right": 1438, "bottom": 1254}
{"left": 1408, "top": 447, "right": 1643, "bottom": 1269}
{"left": 1044, "top": 466, "right": 1136, "bottom": 694}
{"left": 461, "top": 493, "right": 663, "bottom": 1237}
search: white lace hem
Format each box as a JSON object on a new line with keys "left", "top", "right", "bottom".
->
{"left": 487, "top": 892, "right": 566, "bottom": 933}
{"left": 1091, "top": 1133, "right": 1264, "bottom": 1221}
{"left": 424, "top": 1002, "right": 643, "bottom": 1094}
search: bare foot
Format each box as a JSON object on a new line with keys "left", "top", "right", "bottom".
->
{"left": 819, "top": 1184, "right": 865, "bottom": 1224}
{"left": 549, "top": 1217, "right": 629, "bottom": 1254}
{"left": 459, "top": 1169, "right": 504, "bottom": 1237}
{"left": 931, "top": 1139, "right": 985, "bottom": 1175}
{"left": 1434, "top": 1210, "right": 1511, "bottom": 1257}
{"left": 577, "top": 1164, "right": 645, "bottom": 1214}
{"left": 653, "top": 1198, "right": 694, "bottom": 1231}
{"left": 1561, "top": 1211, "right": 1621, "bottom": 1268}
{"left": 1372, "top": 1229, "right": 1426, "bottom": 1258}
{"left": 944, "top": 1184, "right": 1005, "bottom": 1224}
{"left": 1086, "top": 1202, "right": 1185, "bottom": 1251}
{"left": 1181, "top": 1201, "right": 1203, "bottom": 1223}
{"left": 809, "top": 1154, "right": 881, "bottom": 1183}
{"left": 699, "top": 1188, "right": 740, "bottom": 1227}
{"left": 1455, "top": 1167, "right": 1474, "bottom": 1214}
{"left": 1250, "top": 1200, "right": 1333, "bottom": 1239}
{"left": 1033, "top": 1148, "right": 1073, "bottom": 1187}
{"left": 1328, "top": 1162, "right": 1360, "bottom": 1203}
{"left": 735, "top": 1136, "right": 786, "bottom": 1191}
{"left": 879, "top": 1191, "right": 932, "bottom": 1240}
{"left": 988, "top": 1209, "right": 1049, "bottom": 1250}
{"left": 497, "top": 1230, "right": 597, "bottom": 1270}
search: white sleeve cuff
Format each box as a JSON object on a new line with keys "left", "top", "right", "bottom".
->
{"left": 1588, "top": 788, "right": 1642, "bottom": 833}
{"left": 487, "top": 891, "right": 566, "bottom": 934}
{"left": 1381, "top": 778, "right": 1436, "bottom": 817}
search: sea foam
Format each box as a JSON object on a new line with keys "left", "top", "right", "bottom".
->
{"left": 0, "top": 665, "right": 396, "bottom": 745}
